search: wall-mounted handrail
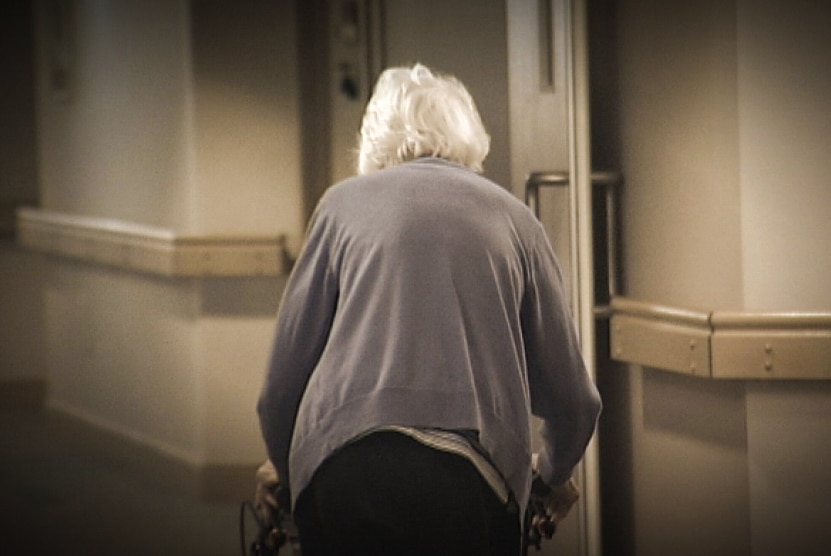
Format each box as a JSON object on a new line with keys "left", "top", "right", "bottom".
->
{"left": 16, "top": 208, "right": 294, "bottom": 277}
{"left": 710, "top": 311, "right": 831, "bottom": 330}
{"left": 609, "top": 295, "right": 831, "bottom": 380}
{"left": 610, "top": 296, "right": 711, "bottom": 327}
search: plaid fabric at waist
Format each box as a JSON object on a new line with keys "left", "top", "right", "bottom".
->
{"left": 363, "top": 425, "right": 512, "bottom": 505}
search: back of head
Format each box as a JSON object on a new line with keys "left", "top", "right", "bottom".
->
{"left": 357, "top": 63, "right": 491, "bottom": 175}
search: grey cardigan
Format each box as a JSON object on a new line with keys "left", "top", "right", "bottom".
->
{"left": 257, "top": 157, "right": 601, "bottom": 513}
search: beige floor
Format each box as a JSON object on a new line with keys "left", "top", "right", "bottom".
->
{"left": 0, "top": 395, "right": 258, "bottom": 556}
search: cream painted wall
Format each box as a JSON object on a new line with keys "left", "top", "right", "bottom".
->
{"left": 40, "top": 265, "right": 285, "bottom": 467}
{"left": 43, "top": 264, "right": 206, "bottom": 462}
{"left": 737, "top": 0, "right": 831, "bottom": 312}
{"left": 616, "top": 0, "right": 743, "bottom": 310}
{"left": 736, "top": 5, "right": 831, "bottom": 555}
{"left": 745, "top": 382, "right": 831, "bottom": 556}
{"left": 196, "top": 276, "right": 288, "bottom": 464}
{"left": 189, "top": 1, "right": 304, "bottom": 238}
{"left": 35, "top": 0, "right": 305, "bottom": 240}
{"left": 631, "top": 370, "right": 750, "bottom": 556}
{"left": 35, "top": 0, "right": 194, "bottom": 230}
{"left": 29, "top": 0, "right": 303, "bottom": 470}
{"left": 612, "top": 4, "right": 749, "bottom": 553}
{"left": 599, "top": 0, "right": 831, "bottom": 554}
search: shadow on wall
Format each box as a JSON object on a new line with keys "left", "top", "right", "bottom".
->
{"left": 642, "top": 368, "right": 746, "bottom": 448}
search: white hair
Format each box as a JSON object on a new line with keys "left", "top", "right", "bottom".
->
{"left": 356, "top": 63, "right": 491, "bottom": 175}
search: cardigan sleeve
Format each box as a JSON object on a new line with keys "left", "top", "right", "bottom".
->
{"left": 257, "top": 204, "right": 340, "bottom": 485}
{"left": 521, "top": 228, "right": 602, "bottom": 486}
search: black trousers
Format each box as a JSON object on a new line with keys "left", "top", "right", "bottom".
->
{"left": 293, "top": 431, "right": 522, "bottom": 556}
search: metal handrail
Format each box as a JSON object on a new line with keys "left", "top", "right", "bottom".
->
{"left": 524, "top": 170, "right": 623, "bottom": 317}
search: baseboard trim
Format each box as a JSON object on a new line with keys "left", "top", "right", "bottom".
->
{"left": 44, "top": 401, "right": 260, "bottom": 504}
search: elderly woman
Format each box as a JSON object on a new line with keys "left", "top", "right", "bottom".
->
{"left": 256, "top": 63, "right": 601, "bottom": 555}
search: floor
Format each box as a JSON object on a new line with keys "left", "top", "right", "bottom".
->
{"left": 0, "top": 396, "right": 260, "bottom": 556}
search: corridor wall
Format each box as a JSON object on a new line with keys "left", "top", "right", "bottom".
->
{"left": 22, "top": 0, "right": 304, "bottom": 489}
{"left": 591, "top": 0, "right": 831, "bottom": 554}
